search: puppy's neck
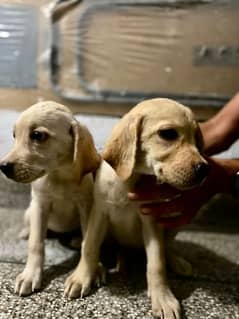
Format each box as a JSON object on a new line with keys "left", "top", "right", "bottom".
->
{"left": 47, "top": 162, "right": 85, "bottom": 184}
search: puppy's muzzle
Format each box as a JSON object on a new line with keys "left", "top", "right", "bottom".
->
{"left": 0, "top": 162, "right": 15, "bottom": 179}
{"left": 193, "top": 162, "right": 210, "bottom": 184}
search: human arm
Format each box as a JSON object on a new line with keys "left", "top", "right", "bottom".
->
{"left": 201, "top": 93, "right": 239, "bottom": 155}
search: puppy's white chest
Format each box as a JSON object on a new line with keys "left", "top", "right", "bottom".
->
{"left": 108, "top": 203, "right": 143, "bottom": 247}
{"left": 32, "top": 176, "right": 90, "bottom": 233}
{"left": 97, "top": 162, "right": 143, "bottom": 247}
{"left": 48, "top": 199, "right": 81, "bottom": 232}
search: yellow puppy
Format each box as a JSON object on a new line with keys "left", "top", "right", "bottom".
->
{"left": 0, "top": 101, "right": 100, "bottom": 296}
{"left": 64, "top": 98, "right": 208, "bottom": 319}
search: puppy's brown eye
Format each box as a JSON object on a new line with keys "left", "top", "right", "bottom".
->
{"left": 30, "top": 131, "right": 48, "bottom": 142}
{"left": 158, "top": 129, "right": 178, "bottom": 141}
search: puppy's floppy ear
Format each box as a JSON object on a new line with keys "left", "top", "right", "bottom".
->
{"left": 103, "top": 113, "right": 142, "bottom": 181}
{"left": 71, "top": 121, "right": 101, "bottom": 180}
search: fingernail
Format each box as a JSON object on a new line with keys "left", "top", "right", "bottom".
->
{"left": 128, "top": 192, "right": 137, "bottom": 200}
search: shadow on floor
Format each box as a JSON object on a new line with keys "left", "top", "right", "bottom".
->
{"left": 39, "top": 240, "right": 239, "bottom": 303}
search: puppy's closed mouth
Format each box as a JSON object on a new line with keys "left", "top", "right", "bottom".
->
{"left": 11, "top": 169, "right": 46, "bottom": 184}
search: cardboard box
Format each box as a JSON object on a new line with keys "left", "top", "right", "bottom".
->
{"left": 0, "top": 0, "right": 239, "bottom": 119}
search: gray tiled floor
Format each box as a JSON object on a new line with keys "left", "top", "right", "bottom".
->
{"left": 0, "top": 108, "right": 239, "bottom": 319}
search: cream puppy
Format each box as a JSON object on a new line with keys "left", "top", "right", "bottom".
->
{"left": 0, "top": 101, "right": 100, "bottom": 296}
{"left": 64, "top": 98, "right": 209, "bottom": 319}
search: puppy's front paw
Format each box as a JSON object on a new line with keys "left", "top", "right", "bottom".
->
{"left": 15, "top": 267, "right": 42, "bottom": 296}
{"left": 150, "top": 288, "right": 181, "bottom": 319}
{"left": 64, "top": 268, "right": 92, "bottom": 299}
{"left": 64, "top": 262, "right": 106, "bottom": 299}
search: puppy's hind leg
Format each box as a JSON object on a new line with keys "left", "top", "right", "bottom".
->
{"left": 165, "top": 230, "right": 192, "bottom": 277}
{"left": 69, "top": 236, "right": 82, "bottom": 250}
{"left": 67, "top": 202, "right": 89, "bottom": 250}
{"left": 67, "top": 200, "right": 92, "bottom": 250}
{"left": 18, "top": 207, "right": 31, "bottom": 239}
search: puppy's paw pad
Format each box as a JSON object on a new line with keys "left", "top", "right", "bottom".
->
{"left": 15, "top": 269, "right": 42, "bottom": 296}
{"left": 168, "top": 254, "right": 192, "bottom": 277}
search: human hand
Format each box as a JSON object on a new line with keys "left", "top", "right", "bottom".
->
{"left": 128, "top": 158, "right": 232, "bottom": 228}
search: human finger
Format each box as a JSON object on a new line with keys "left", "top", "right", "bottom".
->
{"left": 140, "top": 196, "right": 185, "bottom": 216}
{"left": 128, "top": 183, "right": 180, "bottom": 202}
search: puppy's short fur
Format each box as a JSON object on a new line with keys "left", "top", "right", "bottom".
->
{"left": 64, "top": 99, "right": 208, "bottom": 319}
{"left": 0, "top": 101, "right": 100, "bottom": 296}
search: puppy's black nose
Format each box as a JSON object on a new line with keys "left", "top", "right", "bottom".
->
{"left": 0, "top": 162, "right": 14, "bottom": 178}
{"left": 194, "top": 162, "right": 210, "bottom": 182}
